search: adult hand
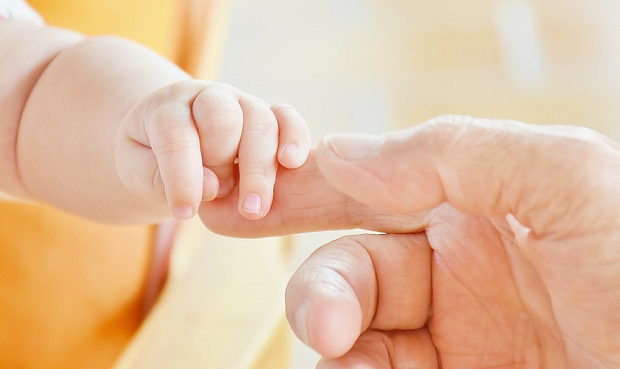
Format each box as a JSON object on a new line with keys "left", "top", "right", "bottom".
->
{"left": 286, "top": 116, "right": 620, "bottom": 368}
{"left": 199, "top": 115, "right": 620, "bottom": 368}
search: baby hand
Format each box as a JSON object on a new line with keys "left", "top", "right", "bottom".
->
{"left": 115, "top": 81, "right": 310, "bottom": 220}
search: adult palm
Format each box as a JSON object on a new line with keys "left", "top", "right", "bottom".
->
{"left": 200, "top": 116, "right": 620, "bottom": 368}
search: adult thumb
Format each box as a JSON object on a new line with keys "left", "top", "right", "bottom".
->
{"left": 316, "top": 115, "right": 620, "bottom": 237}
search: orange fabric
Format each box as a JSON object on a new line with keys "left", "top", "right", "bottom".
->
{"left": 0, "top": 203, "right": 152, "bottom": 368}
{"left": 0, "top": 0, "right": 176, "bottom": 368}
{"left": 28, "top": 0, "right": 176, "bottom": 58}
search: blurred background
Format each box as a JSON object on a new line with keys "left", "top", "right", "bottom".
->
{"left": 221, "top": 0, "right": 620, "bottom": 139}
{"left": 216, "top": 0, "right": 620, "bottom": 367}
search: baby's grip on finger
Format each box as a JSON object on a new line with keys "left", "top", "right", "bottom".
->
{"left": 237, "top": 94, "right": 279, "bottom": 220}
{"left": 272, "top": 104, "right": 311, "bottom": 169}
{"left": 147, "top": 103, "right": 204, "bottom": 220}
{"left": 192, "top": 88, "right": 244, "bottom": 199}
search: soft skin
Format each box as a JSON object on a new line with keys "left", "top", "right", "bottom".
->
{"left": 0, "top": 20, "right": 310, "bottom": 223}
{"left": 201, "top": 115, "right": 620, "bottom": 368}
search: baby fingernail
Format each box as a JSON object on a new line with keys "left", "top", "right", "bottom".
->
{"left": 242, "top": 193, "right": 262, "bottom": 215}
{"left": 323, "top": 133, "right": 383, "bottom": 161}
{"left": 283, "top": 143, "right": 298, "bottom": 158}
{"left": 295, "top": 300, "right": 311, "bottom": 344}
{"left": 173, "top": 205, "right": 194, "bottom": 220}
{"left": 217, "top": 179, "right": 234, "bottom": 198}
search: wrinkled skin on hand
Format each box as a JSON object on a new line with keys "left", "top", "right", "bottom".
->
{"left": 201, "top": 116, "right": 620, "bottom": 369}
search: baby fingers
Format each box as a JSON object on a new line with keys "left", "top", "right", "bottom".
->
{"left": 272, "top": 104, "right": 311, "bottom": 169}
{"left": 236, "top": 94, "right": 280, "bottom": 219}
{"left": 146, "top": 97, "right": 207, "bottom": 219}
{"left": 192, "top": 87, "right": 243, "bottom": 199}
{"left": 118, "top": 81, "right": 311, "bottom": 222}
{"left": 118, "top": 81, "right": 221, "bottom": 220}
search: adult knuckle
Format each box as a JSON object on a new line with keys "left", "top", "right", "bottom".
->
{"left": 418, "top": 115, "right": 470, "bottom": 154}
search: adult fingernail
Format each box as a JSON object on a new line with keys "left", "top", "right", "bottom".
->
{"left": 242, "top": 193, "right": 262, "bottom": 215}
{"left": 323, "top": 133, "right": 383, "bottom": 161}
{"left": 173, "top": 205, "right": 194, "bottom": 220}
{"left": 295, "top": 300, "right": 311, "bottom": 344}
{"left": 282, "top": 143, "right": 298, "bottom": 158}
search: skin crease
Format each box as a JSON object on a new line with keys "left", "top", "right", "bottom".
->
{"left": 200, "top": 115, "right": 620, "bottom": 369}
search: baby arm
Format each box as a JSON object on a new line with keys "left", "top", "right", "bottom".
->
{"left": 0, "top": 17, "right": 310, "bottom": 223}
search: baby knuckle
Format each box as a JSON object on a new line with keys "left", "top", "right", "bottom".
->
{"left": 155, "top": 129, "right": 199, "bottom": 154}
{"left": 208, "top": 116, "right": 242, "bottom": 135}
{"left": 241, "top": 162, "right": 273, "bottom": 181}
{"left": 272, "top": 103, "right": 298, "bottom": 115}
{"left": 248, "top": 116, "right": 279, "bottom": 135}
{"left": 160, "top": 138, "right": 199, "bottom": 154}
{"left": 149, "top": 103, "right": 184, "bottom": 127}
{"left": 170, "top": 182, "right": 202, "bottom": 196}
{"left": 206, "top": 81, "right": 239, "bottom": 94}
